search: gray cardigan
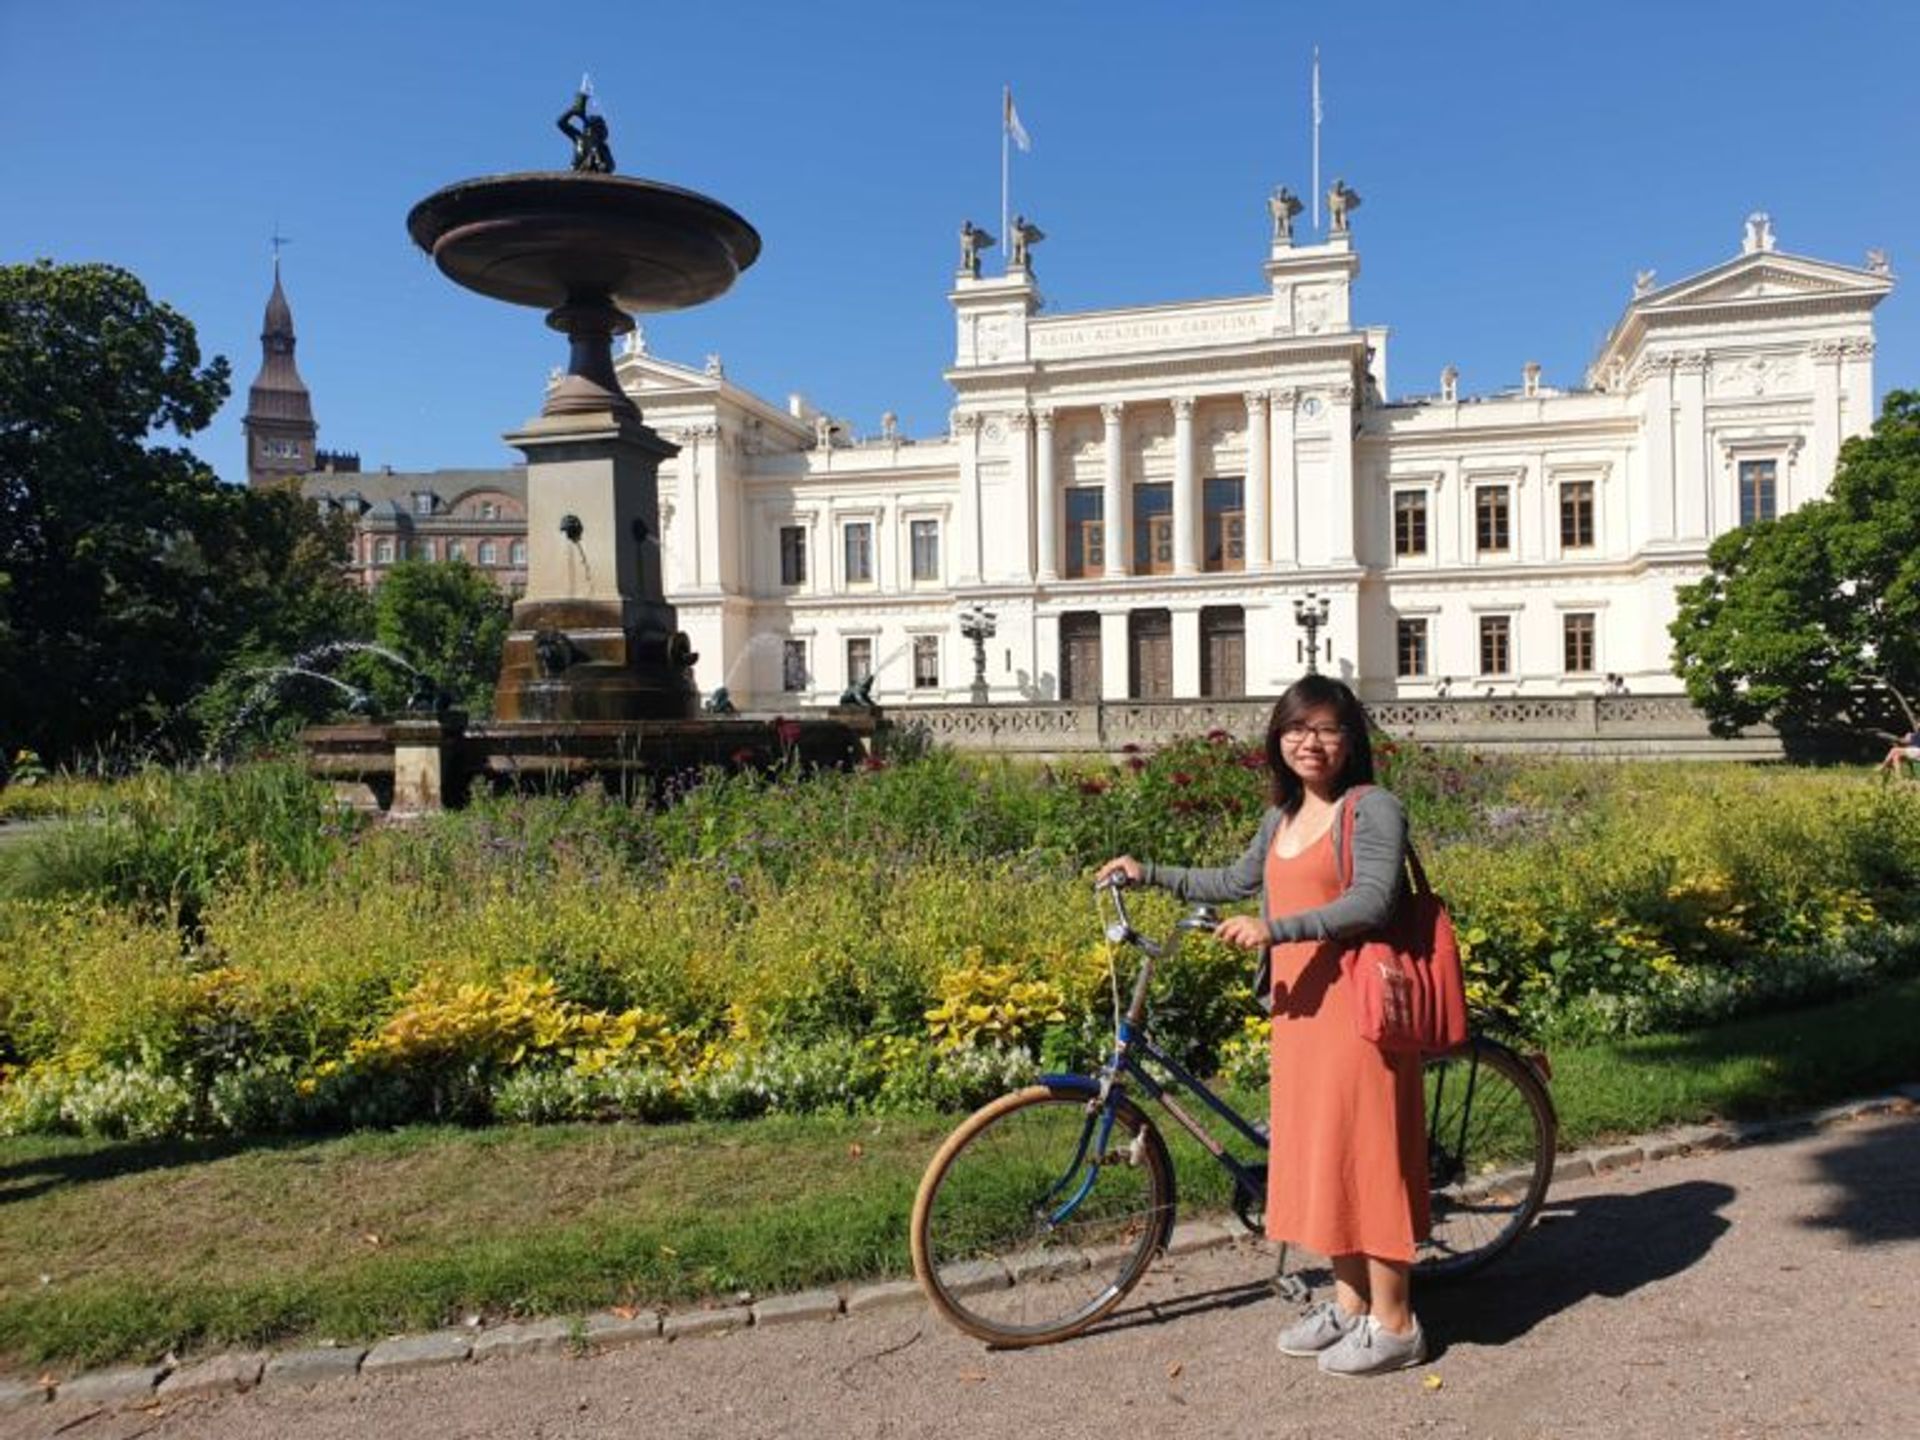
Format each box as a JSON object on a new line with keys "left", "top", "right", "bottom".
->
{"left": 1143, "top": 787, "right": 1408, "bottom": 1006}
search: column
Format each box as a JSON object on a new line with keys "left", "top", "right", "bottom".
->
{"left": 1172, "top": 607, "right": 1201, "bottom": 698}
{"left": 1102, "top": 402, "right": 1128, "bottom": 578}
{"left": 1172, "top": 396, "right": 1197, "bottom": 576}
{"left": 1840, "top": 337, "right": 1876, "bottom": 443}
{"left": 1099, "top": 609, "right": 1130, "bottom": 700}
{"left": 1327, "top": 383, "right": 1357, "bottom": 565}
{"left": 1674, "top": 352, "right": 1708, "bottom": 540}
{"left": 953, "top": 411, "right": 983, "bottom": 583}
{"left": 1035, "top": 408, "right": 1059, "bottom": 582}
{"left": 1809, "top": 341, "right": 1842, "bottom": 495}
{"left": 1269, "top": 388, "right": 1298, "bottom": 566}
{"left": 1641, "top": 358, "right": 1676, "bottom": 546}
{"left": 1006, "top": 410, "right": 1034, "bottom": 583}
{"left": 1244, "top": 391, "right": 1270, "bottom": 570}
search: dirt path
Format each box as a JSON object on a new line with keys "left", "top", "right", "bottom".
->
{"left": 9, "top": 1112, "right": 1916, "bottom": 1440}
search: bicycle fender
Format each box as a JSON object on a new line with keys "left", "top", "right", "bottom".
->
{"left": 1035, "top": 1073, "right": 1101, "bottom": 1097}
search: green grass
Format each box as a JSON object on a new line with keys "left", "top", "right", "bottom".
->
{"left": 1, "top": 977, "right": 1915, "bottom": 1373}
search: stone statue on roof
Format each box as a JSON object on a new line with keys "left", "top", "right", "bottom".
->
{"left": 959, "top": 220, "right": 995, "bottom": 277}
{"left": 557, "top": 91, "right": 615, "bottom": 174}
{"left": 1269, "top": 186, "right": 1303, "bottom": 243}
{"left": 1010, "top": 215, "right": 1045, "bottom": 271}
{"left": 1327, "top": 179, "right": 1361, "bottom": 234}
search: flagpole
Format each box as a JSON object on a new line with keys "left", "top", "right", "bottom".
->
{"left": 1311, "top": 48, "right": 1321, "bottom": 232}
{"left": 1001, "top": 86, "right": 1011, "bottom": 269}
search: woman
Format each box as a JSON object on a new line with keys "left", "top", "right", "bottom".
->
{"left": 1095, "top": 674, "right": 1428, "bottom": 1377}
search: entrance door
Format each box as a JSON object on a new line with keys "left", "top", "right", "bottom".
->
{"left": 1200, "top": 606, "right": 1245, "bottom": 698}
{"left": 1129, "top": 610, "right": 1173, "bottom": 699}
{"left": 1060, "top": 613, "right": 1102, "bottom": 701}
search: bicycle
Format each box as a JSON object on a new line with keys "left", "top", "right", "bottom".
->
{"left": 909, "top": 877, "right": 1558, "bottom": 1347}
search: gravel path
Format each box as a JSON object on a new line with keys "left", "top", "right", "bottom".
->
{"left": 6, "top": 1110, "right": 1915, "bottom": 1440}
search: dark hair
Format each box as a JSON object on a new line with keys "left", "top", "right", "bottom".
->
{"left": 1263, "top": 674, "right": 1376, "bottom": 813}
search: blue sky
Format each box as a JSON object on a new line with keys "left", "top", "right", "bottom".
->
{"left": 4, "top": 1, "right": 1914, "bottom": 483}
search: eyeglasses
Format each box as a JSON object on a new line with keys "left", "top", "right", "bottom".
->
{"left": 1280, "top": 722, "right": 1348, "bottom": 744}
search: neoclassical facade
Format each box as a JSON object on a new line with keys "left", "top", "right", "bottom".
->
{"left": 632, "top": 206, "right": 1892, "bottom": 709}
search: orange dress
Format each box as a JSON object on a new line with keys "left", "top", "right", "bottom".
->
{"left": 1263, "top": 818, "right": 1430, "bottom": 1262}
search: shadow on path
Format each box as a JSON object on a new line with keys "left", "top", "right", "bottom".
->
{"left": 1800, "top": 1116, "right": 1920, "bottom": 1244}
{"left": 1419, "top": 1178, "right": 1735, "bottom": 1354}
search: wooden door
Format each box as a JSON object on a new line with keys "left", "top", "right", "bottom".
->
{"left": 1129, "top": 611, "right": 1173, "bottom": 699}
{"left": 1060, "top": 614, "right": 1102, "bottom": 701}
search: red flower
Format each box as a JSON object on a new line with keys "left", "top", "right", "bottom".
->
{"left": 1170, "top": 771, "right": 1194, "bottom": 787}
{"left": 1126, "top": 756, "right": 1148, "bottom": 774}
{"left": 1237, "top": 751, "right": 1266, "bottom": 771}
{"left": 729, "top": 747, "right": 758, "bottom": 767}
{"left": 1078, "top": 778, "right": 1111, "bottom": 797}
{"left": 1120, "top": 742, "right": 1143, "bottom": 755}
{"left": 1206, "top": 728, "right": 1231, "bottom": 744}
{"left": 774, "top": 718, "right": 802, "bottom": 747}
{"left": 862, "top": 754, "right": 888, "bottom": 771}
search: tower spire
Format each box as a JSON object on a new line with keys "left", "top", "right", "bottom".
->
{"left": 242, "top": 251, "right": 317, "bottom": 488}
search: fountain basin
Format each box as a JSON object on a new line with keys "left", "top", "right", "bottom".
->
{"left": 406, "top": 173, "right": 761, "bottom": 315}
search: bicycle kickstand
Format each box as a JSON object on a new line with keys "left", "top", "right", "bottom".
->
{"left": 1269, "top": 1242, "right": 1311, "bottom": 1305}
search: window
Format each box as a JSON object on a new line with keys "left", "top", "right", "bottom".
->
{"left": 478, "top": 540, "right": 498, "bottom": 566}
{"left": 480, "top": 501, "right": 499, "bottom": 520}
{"left": 913, "top": 635, "right": 940, "bottom": 689}
{"left": 1065, "top": 489, "right": 1104, "bottom": 577}
{"left": 1393, "top": 491, "right": 1428, "bottom": 557}
{"left": 1204, "top": 477, "right": 1245, "bottom": 572}
{"left": 782, "top": 639, "right": 808, "bottom": 692}
{"left": 413, "top": 492, "right": 434, "bottom": 516}
{"left": 1564, "top": 612, "right": 1596, "bottom": 674}
{"left": 846, "top": 637, "right": 873, "bottom": 687}
{"left": 1475, "top": 486, "right": 1510, "bottom": 553}
{"left": 374, "top": 538, "right": 394, "bottom": 564}
{"left": 910, "top": 519, "right": 939, "bottom": 582}
{"left": 411, "top": 539, "right": 433, "bottom": 561}
{"left": 1739, "top": 459, "right": 1777, "bottom": 527}
{"left": 779, "top": 525, "right": 807, "bottom": 586}
{"left": 1134, "top": 482, "right": 1172, "bottom": 574}
{"left": 448, "top": 540, "right": 466, "bottom": 563}
{"left": 510, "top": 540, "right": 527, "bottom": 567}
{"left": 1478, "top": 615, "right": 1512, "bottom": 675}
{"left": 843, "top": 522, "right": 873, "bottom": 584}
{"left": 1397, "top": 618, "right": 1429, "bottom": 678}
{"left": 1560, "top": 480, "right": 1595, "bottom": 549}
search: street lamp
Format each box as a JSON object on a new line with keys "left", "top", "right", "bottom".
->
{"left": 958, "top": 603, "right": 998, "bottom": 704}
{"left": 1293, "top": 592, "right": 1331, "bottom": 675}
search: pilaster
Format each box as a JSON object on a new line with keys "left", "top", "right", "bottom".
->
{"left": 1172, "top": 607, "right": 1201, "bottom": 696}
{"left": 954, "top": 411, "right": 984, "bottom": 583}
{"left": 1810, "top": 340, "right": 1843, "bottom": 495}
{"left": 1102, "top": 403, "right": 1129, "bottom": 579}
{"left": 1006, "top": 409, "right": 1035, "bottom": 582}
{"left": 1269, "top": 387, "right": 1299, "bottom": 566}
{"left": 1035, "top": 408, "right": 1059, "bottom": 583}
{"left": 1327, "top": 384, "right": 1357, "bottom": 566}
{"left": 1674, "top": 351, "right": 1709, "bottom": 540}
{"left": 1244, "top": 391, "right": 1271, "bottom": 570}
{"left": 1099, "top": 610, "right": 1131, "bottom": 700}
{"left": 1172, "top": 397, "right": 1198, "bottom": 576}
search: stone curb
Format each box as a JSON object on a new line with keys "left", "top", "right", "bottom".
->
{"left": 22, "top": 1085, "right": 1917, "bottom": 1408}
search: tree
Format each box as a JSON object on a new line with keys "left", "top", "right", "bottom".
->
{"left": 1671, "top": 391, "right": 1920, "bottom": 739}
{"left": 1, "top": 261, "right": 234, "bottom": 762}
{"left": 369, "top": 560, "right": 512, "bottom": 717}
{"left": 0, "top": 261, "right": 373, "bottom": 765}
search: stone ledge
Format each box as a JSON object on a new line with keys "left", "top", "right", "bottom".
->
{"left": 261, "top": 1346, "right": 368, "bottom": 1388}
{"left": 157, "top": 1351, "right": 266, "bottom": 1399}
{"left": 845, "top": 1279, "right": 925, "bottom": 1315}
{"left": 753, "top": 1290, "right": 841, "bottom": 1326}
{"left": 661, "top": 1306, "right": 751, "bottom": 1340}
{"left": 0, "top": 1379, "right": 49, "bottom": 1411}
{"left": 472, "top": 1320, "right": 575, "bottom": 1362}
{"left": 53, "top": 1365, "right": 164, "bottom": 1406}
{"left": 583, "top": 1310, "right": 662, "bottom": 1348}
{"left": 362, "top": 1330, "right": 473, "bottom": 1375}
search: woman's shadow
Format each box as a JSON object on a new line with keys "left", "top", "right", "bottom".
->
{"left": 1416, "top": 1178, "right": 1736, "bottom": 1353}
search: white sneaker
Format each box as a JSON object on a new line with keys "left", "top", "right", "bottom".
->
{"left": 1275, "top": 1300, "right": 1362, "bottom": 1357}
{"left": 1317, "top": 1314, "right": 1427, "bottom": 1376}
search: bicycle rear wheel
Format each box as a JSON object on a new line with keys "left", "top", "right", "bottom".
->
{"left": 1417, "top": 1037, "right": 1557, "bottom": 1278}
{"left": 910, "top": 1082, "right": 1175, "bottom": 1346}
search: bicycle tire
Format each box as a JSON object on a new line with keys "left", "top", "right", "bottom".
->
{"left": 1416, "top": 1036, "right": 1557, "bottom": 1279}
{"left": 910, "top": 1082, "right": 1176, "bottom": 1347}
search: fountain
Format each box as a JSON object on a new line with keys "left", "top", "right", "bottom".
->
{"left": 301, "top": 90, "right": 875, "bottom": 810}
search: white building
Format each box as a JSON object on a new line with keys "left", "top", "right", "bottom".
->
{"left": 625, "top": 204, "right": 1890, "bottom": 710}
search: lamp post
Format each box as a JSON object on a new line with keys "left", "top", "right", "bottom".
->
{"left": 1293, "top": 591, "right": 1331, "bottom": 675}
{"left": 958, "top": 604, "right": 998, "bottom": 704}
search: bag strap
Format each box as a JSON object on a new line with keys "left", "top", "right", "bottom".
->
{"left": 1335, "top": 783, "right": 1432, "bottom": 897}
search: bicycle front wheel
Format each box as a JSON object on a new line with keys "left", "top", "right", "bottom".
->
{"left": 910, "top": 1082, "right": 1175, "bottom": 1347}
{"left": 1417, "top": 1037, "right": 1557, "bottom": 1279}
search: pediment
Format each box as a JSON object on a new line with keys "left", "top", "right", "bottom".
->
{"left": 615, "top": 352, "right": 718, "bottom": 393}
{"left": 1641, "top": 253, "right": 1887, "bottom": 312}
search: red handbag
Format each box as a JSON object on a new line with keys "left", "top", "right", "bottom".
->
{"left": 1336, "top": 787, "right": 1469, "bottom": 1054}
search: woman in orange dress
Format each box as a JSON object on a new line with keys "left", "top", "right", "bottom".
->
{"left": 1096, "top": 675, "right": 1428, "bottom": 1376}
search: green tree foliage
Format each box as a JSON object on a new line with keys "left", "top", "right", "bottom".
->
{"left": 0, "top": 261, "right": 371, "bottom": 764}
{"left": 370, "top": 559, "right": 512, "bottom": 717}
{"left": 1672, "top": 391, "right": 1920, "bottom": 738}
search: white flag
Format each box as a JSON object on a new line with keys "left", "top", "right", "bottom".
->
{"left": 1004, "top": 87, "right": 1031, "bottom": 152}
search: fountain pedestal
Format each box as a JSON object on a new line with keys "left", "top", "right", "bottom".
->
{"left": 494, "top": 405, "right": 696, "bottom": 721}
